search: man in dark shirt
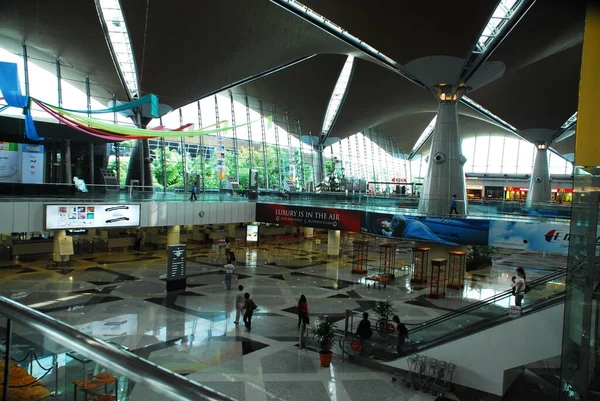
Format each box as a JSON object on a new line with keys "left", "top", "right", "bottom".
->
{"left": 242, "top": 293, "right": 257, "bottom": 331}
{"left": 356, "top": 312, "right": 372, "bottom": 355}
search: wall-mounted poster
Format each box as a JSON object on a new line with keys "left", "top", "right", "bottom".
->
{"left": 20, "top": 144, "right": 44, "bottom": 183}
{"left": 0, "top": 142, "right": 45, "bottom": 183}
{"left": 246, "top": 225, "right": 258, "bottom": 242}
{"left": 361, "top": 212, "right": 490, "bottom": 246}
{"left": 0, "top": 142, "right": 19, "bottom": 183}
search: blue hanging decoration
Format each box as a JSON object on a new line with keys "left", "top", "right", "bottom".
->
{"left": 0, "top": 61, "right": 43, "bottom": 140}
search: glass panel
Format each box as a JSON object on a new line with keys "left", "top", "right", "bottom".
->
{"left": 486, "top": 136, "right": 505, "bottom": 173}
{"left": 472, "top": 135, "right": 490, "bottom": 172}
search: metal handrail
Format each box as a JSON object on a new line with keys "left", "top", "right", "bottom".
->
{"left": 0, "top": 296, "right": 236, "bottom": 401}
{"left": 409, "top": 269, "right": 566, "bottom": 334}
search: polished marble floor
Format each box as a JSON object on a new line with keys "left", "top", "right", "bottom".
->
{"left": 0, "top": 235, "right": 566, "bottom": 400}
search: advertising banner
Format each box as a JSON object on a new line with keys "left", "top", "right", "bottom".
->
{"left": 256, "top": 203, "right": 362, "bottom": 232}
{"left": 45, "top": 204, "right": 141, "bottom": 230}
{"left": 488, "top": 220, "right": 575, "bottom": 254}
{"left": 0, "top": 142, "right": 19, "bottom": 182}
{"left": 362, "top": 211, "right": 490, "bottom": 245}
{"left": 246, "top": 225, "right": 258, "bottom": 242}
{"left": 20, "top": 144, "right": 44, "bottom": 183}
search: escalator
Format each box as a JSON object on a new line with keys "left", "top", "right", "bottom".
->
{"left": 348, "top": 269, "right": 567, "bottom": 397}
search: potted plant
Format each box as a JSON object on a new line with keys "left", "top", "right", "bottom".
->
{"left": 311, "top": 319, "right": 336, "bottom": 367}
{"left": 375, "top": 300, "right": 395, "bottom": 332}
{"left": 466, "top": 245, "right": 498, "bottom": 272}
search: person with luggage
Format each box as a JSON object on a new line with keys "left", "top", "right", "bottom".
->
{"left": 242, "top": 293, "right": 257, "bottom": 331}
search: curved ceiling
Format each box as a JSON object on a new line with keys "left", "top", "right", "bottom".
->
{"left": 120, "top": 0, "right": 355, "bottom": 110}
{"left": 0, "top": 0, "right": 125, "bottom": 100}
{"left": 0, "top": 0, "right": 588, "bottom": 160}
{"left": 299, "top": 0, "right": 497, "bottom": 64}
{"left": 469, "top": 0, "right": 585, "bottom": 132}
{"left": 328, "top": 58, "right": 436, "bottom": 147}
{"left": 231, "top": 54, "right": 347, "bottom": 136}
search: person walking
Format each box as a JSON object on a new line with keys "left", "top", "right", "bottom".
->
{"left": 356, "top": 312, "right": 373, "bottom": 356}
{"left": 223, "top": 262, "right": 235, "bottom": 290}
{"left": 189, "top": 183, "right": 198, "bottom": 202}
{"left": 297, "top": 294, "right": 309, "bottom": 327}
{"left": 511, "top": 267, "right": 527, "bottom": 307}
{"left": 242, "top": 292, "right": 257, "bottom": 331}
{"left": 392, "top": 315, "right": 408, "bottom": 356}
{"left": 234, "top": 285, "right": 245, "bottom": 325}
{"left": 449, "top": 194, "right": 458, "bottom": 215}
{"left": 224, "top": 238, "right": 232, "bottom": 263}
{"left": 135, "top": 229, "right": 143, "bottom": 251}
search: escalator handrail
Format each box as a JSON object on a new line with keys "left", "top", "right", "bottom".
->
{"left": 407, "top": 290, "right": 566, "bottom": 355}
{"left": 409, "top": 269, "right": 566, "bottom": 334}
{"left": 0, "top": 296, "right": 235, "bottom": 401}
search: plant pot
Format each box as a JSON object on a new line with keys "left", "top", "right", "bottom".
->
{"left": 466, "top": 261, "right": 492, "bottom": 272}
{"left": 319, "top": 351, "right": 333, "bottom": 367}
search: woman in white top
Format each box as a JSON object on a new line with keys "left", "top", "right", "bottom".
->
{"left": 511, "top": 267, "right": 526, "bottom": 307}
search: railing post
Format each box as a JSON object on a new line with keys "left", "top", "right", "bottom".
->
{"left": 3, "top": 319, "right": 12, "bottom": 401}
{"left": 343, "top": 309, "right": 350, "bottom": 361}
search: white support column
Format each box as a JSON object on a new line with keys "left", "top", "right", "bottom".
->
{"left": 526, "top": 142, "right": 551, "bottom": 208}
{"left": 167, "top": 225, "right": 181, "bottom": 245}
{"left": 417, "top": 89, "right": 467, "bottom": 216}
{"left": 327, "top": 230, "right": 340, "bottom": 257}
{"left": 303, "top": 227, "right": 314, "bottom": 239}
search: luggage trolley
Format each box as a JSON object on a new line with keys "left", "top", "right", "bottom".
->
{"left": 429, "top": 361, "right": 455, "bottom": 397}
{"left": 392, "top": 354, "right": 455, "bottom": 397}
{"left": 392, "top": 354, "right": 426, "bottom": 390}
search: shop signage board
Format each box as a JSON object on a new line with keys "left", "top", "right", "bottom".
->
{"left": 255, "top": 203, "right": 362, "bottom": 232}
{"left": 167, "top": 244, "right": 187, "bottom": 280}
{"left": 362, "top": 212, "right": 490, "bottom": 246}
{"left": 45, "top": 204, "right": 141, "bottom": 230}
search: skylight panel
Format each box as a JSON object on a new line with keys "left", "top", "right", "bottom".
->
{"left": 97, "top": 0, "right": 139, "bottom": 98}
{"left": 475, "top": 0, "right": 520, "bottom": 53}
{"left": 411, "top": 116, "right": 437, "bottom": 154}
{"left": 321, "top": 56, "right": 354, "bottom": 136}
{"left": 561, "top": 112, "right": 577, "bottom": 129}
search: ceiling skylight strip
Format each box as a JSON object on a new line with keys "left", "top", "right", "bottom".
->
{"left": 321, "top": 56, "right": 354, "bottom": 137}
{"left": 462, "top": 96, "right": 517, "bottom": 132}
{"left": 409, "top": 116, "right": 437, "bottom": 158}
{"left": 561, "top": 112, "right": 577, "bottom": 129}
{"left": 96, "top": 0, "right": 139, "bottom": 99}
{"left": 475, "top": 0, "right": 520, "bottom": 54}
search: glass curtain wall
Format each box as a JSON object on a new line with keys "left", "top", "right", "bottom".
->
{"left": 410, "top": 134, "right": 573, "bottom": 181}
{"left": 0, "top": 44, "right": 408, "bottom": 192}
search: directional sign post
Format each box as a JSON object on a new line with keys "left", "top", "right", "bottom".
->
{"left": 166, "top": 244, "right": 187, "bottom": 291}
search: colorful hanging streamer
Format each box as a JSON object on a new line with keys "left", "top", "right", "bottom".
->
{"left": 0, "top": 62, "right": 42, "bottom": 140}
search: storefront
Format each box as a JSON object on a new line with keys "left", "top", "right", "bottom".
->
{"left": 552, "top": 188, "right": 573, "bottom": 203}
{"left": 505, "top": 186, "right": 528, "bottom": 201}
{"left": 466, "top": 185, "right": 483, "bottom": 199}
{"left": 484, "top": 186, "right": 504, "bottom": 199}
